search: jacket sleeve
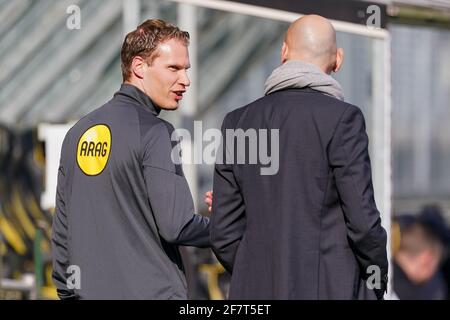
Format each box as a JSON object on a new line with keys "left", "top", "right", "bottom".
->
{"left": 142, "top": 122, "right": 210, "bottom": 248}
{"left": 328, "top": 105, "right": 388, "bottom": 299}
{"left": 210, "top": 114, "right": 246, "bottom": 273}
{"left": 52, "top": 136, "right": 78, "bottom": 300}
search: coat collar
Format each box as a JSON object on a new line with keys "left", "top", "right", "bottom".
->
{"left": 114, "top": 83, "right": 161, "bottom": 116}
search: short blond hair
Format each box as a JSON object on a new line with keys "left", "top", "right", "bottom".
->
{"left": 120, "top": 19, "right": 190, "bottom": 81}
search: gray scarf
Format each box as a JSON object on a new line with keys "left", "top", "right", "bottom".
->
{"left": 264, "top": 60, "right": 344, "bottom": 101}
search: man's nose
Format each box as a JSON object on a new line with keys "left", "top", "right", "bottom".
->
{"left": 179, "top": 70, "right": 191, "bottom": 87}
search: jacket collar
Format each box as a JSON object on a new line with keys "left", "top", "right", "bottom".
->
{"left": 114, "top": 83, "right": 161, "bottom": 116}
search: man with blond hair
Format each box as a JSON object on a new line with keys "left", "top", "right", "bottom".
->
{"left": 52, "top": 19, "right": 210, "bottom": 300}
{"left": 210, "top": 15, "right": 388, "bottom": 300}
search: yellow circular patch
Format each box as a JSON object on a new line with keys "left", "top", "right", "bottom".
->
{"left": 77, "top": 124, "right": 111, "bottom": 176}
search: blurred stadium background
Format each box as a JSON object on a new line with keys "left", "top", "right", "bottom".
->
{"left": 0, "top": 0, "right": 449, "bottom": 299}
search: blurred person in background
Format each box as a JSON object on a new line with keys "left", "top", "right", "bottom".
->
{"left": 52, "top": 19, "right": 211, "bottom": 300}
{"left": 393, "top": 205, "right": 450, "bottom": 300}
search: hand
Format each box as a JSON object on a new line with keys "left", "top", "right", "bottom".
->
{"left": 204, "top": 191, "right": 213, "bottom": 213}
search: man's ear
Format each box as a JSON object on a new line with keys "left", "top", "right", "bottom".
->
{"left": 131, "top": 56, "right": 145, "bottom": 79}
{"left": 281, "top": 42, "right": 289, "bottom": 64}
{"left": 333, "top": 48, "right": 344, "bottom": 73}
